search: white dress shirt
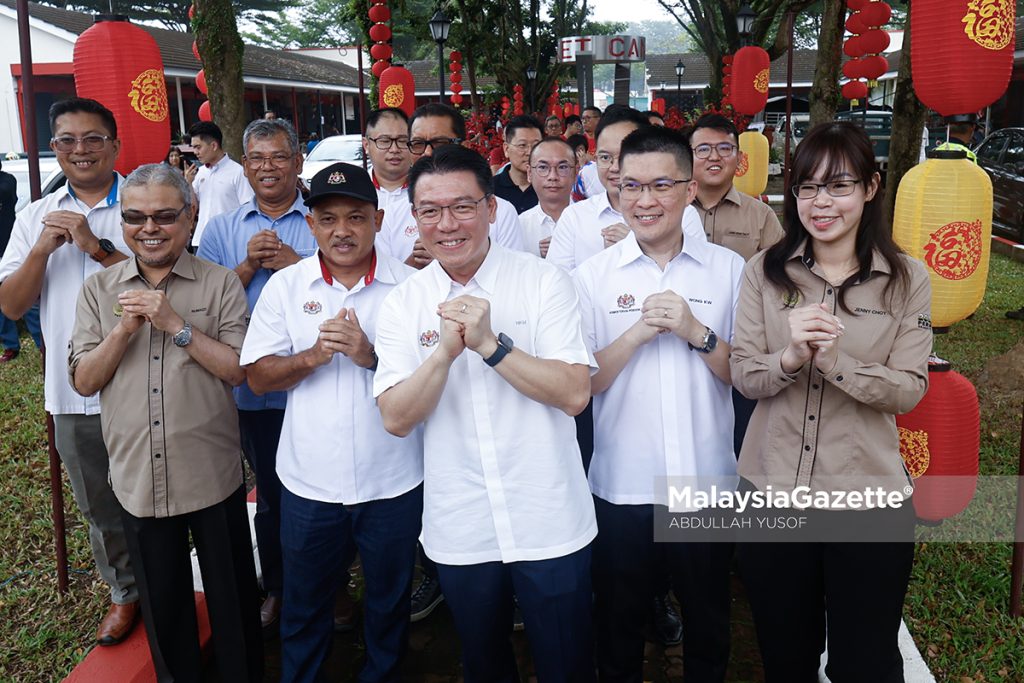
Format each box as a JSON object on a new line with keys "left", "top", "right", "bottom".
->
{"left": 191, "top": 154, "right": 254, "bottom": 246}
{"left": 517, "top": 203, "right": 560, "bottom": 258}
{"left": 0, "top": 177, "right": 128, "bottom": 415}
{"left": 573, "top": 231, "right": 745, "bottom": 505}
{"left": 377, "top": 195, "right": 525, "bottom": 262}
{"left": 373, "top": 243, "right": 597, "bottom": 565}
{"left": 240, "top": 250, "right": 424, "bottom": 504}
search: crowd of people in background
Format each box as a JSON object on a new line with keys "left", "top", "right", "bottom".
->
{"left": 0, "top": 92, "right": 974, "bottom": 683}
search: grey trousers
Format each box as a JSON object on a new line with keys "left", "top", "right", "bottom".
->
{"left": 53, "top": 413, "right": 137, "bottom": 604}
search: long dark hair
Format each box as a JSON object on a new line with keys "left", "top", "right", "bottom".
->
{"left": 763, "top": 121, "right": 909, "bottom": 313}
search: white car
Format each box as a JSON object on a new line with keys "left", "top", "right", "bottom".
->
{"left": 300, "top": 134, "right": 369, "bottom": 185}
{"left": 5, "top": 156, "right": 64, "bottom": 212}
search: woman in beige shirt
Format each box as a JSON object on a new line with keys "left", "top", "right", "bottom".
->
{"left": 730, "top": 122, "right": 932, "bottom": 683}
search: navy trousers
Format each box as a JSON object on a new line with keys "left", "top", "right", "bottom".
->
{"left": 280, "top": 484, "right": 422, "bottom": 683}
{"left": 238, "top": 408, "right": 285, "bottom": 596}
{"left": 435, "top": 545, "right": 595, "bottom": 683}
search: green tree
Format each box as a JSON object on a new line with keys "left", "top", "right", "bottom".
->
{"left": 241, "top": 0, "right": 358, "bottom": 48}
{"left": 35, "top": 0, "right": 292, "bottom": 32}
{"left": 192, "top": 0, "right": 247, "bottom": 159}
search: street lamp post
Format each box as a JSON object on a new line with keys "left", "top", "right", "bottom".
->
{"left": 526, "top": 65, "right": 537, "bottom": 115}
{"left": 737, "top": 4, "right": 756, "bottom": 47}
{"left": 428, "top": 10, "right": 452, "bottom": 104}
{"left": 675, "top": 60, "right": 685, "bottom": 110}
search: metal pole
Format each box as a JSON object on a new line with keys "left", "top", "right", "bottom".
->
{"left": 357, "top": 42, "right": 367, "bottom": 170}
{"left": 784, "top": 11, "right": 795, "bottom": 194}
{"left": 437, "top": 41, "right": 446, "bottom": 104}
{"left": 677, "top": 74, "right": 681, "bottom": 110}
{"left": 1010, "top": 402, "right": 1024, "bottom": 617}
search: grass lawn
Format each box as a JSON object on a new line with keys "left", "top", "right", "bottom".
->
{"left": 0, "top": 253, "right": 1022, "bottom": 682}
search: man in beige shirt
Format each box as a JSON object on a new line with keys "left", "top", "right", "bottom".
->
{"left": 68, "top": 163, "right": 262, "bottom": 683}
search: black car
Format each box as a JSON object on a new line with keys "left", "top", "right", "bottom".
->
{"left": 974, "top": 127, "right": 1024, "bottom": 243}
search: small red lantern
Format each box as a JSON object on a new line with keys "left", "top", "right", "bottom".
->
{"left": 195, "top": 68, "right": 208, "bottom": 95}
{"left": 74, "top": 15, "right": 171, "bottom": 175}
{"left": 847, "top": 0, "right": 867, "bottom": 9}
{"left": 911, "top": 0, "right": 1015, "bottom": 117}
{"left": 842, "top": 59, "right": 863, "bottom": 80}
{"left": 191, "top": 40, "right": 200, "bottom": 61}
{"left": 198, "top": 100, "right": 212, "bottom": 121}
{"left": 371, "top": 59, "right": 389, "bottom": 79}
{"left": 860, "top": 54, "right": 889, "bottom": 80}
{"left": 846, "top": 13, "right": 867, "bottom": 34}
{"left": 369, "top": 23, "right": 391, "bottom": 43}
{"left": 842, "top": 80, "right": 868, "bottom": 101}
{"left": 731, "top": 46, "right": 770, "bottom": 115}
{"left": 450, "top": 72, "right": 462, "bottom": 84}
{"left": 859, "top": 0, "right": 892, "bottom": 26}
{"left": 858, "top": 28, "right": 890, "bottom": 54}
{"left": 651, "top": 98, "right": 666, "bottom": 115}
{"left": 378, "top": 64, "right": 415, "bottom": 117}
{"left": 368, "top": 4, "right": 390, "bottom": 22}
{"left": 897, "top": 359, "right": 979, "bottom": 522}
{"left": 370, "top": 43, "right": 393, "bottom": 61}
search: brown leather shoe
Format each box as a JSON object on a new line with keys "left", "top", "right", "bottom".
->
{"left": 96, "top": 602, "right": 139, "bottom": 646}
{"left": 260, "top": 595, "right": 281, "bottom": 634}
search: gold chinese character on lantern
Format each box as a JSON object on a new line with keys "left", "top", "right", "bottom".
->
{"left": 128, "top": 68, "right": 169, "bottom": 122}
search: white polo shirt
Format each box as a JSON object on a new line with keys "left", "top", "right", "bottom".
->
{"left": 377, "top": 195, "right": 525, "bottom": 262}
{"left": 547, "top": 191, "right": 707, "bottom": 272}
{"left": 573, "top": 231, "right": 745, "bottom": 505}
{"left": 0, "top": 177, "right": 128, "bottom": 415}
{"left": 240, "top": 250, "right": 423, "bottom": 504}
{"left": 517, "top": 203, "right": 559, "bottom": 258}
{"left": 373, "top": 243, "right": 597, "bottom": 565}
{"left": 191, "top": 154, "right": 254, "bottom": 246}
{"left": 372, "top": 173, "right": 409, "bottom": 217}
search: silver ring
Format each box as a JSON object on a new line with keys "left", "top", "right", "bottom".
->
{"left": 460, "top": 304, "right": 468, "bottom": 313}
{"left": 663, "top": 309, "right": 669, "bottom": 318}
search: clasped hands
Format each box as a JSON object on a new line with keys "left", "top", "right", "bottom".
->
{"left": 627, "top": 290, "right": 705, "bottom": 348}
{"left": 435, "top": 295, "right": 498, "bottom": 361}
{"left": 781, "top": 303, "right": 844, "bottom": 374}
{"left": 246, "top": 230, "right": 301, "bottom": 271}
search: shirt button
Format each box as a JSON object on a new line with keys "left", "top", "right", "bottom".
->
{"left": 812, "top": 384, "right": 819, "bottom": 390}
{"left": 836, "top": 375, "right": 844, "bottom": 381}
{"left": 154, "top": 453, "right": 161, "bottom": 459}
{"left": 808, "top": 415, "right": 815, "bottom": 421}
{"left": 804, "top": 445, "right": 811, "bottom": 451}
{"left": 827, "top": 288, "right": 833, "bottom": 295}
{"left": 153, "top": 420, "right": 160, "bottom": 426}
{"left": 152, "top": 388, "right": 159, "bottom": 393}
{"left": 153, "top": 355, "right": 160, "bottom": 360}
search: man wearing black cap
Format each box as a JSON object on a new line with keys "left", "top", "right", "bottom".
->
{"left": 241, "top": 162, "right": 424, "bottom": 682}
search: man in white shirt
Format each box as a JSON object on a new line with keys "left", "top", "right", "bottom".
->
{"left": 518, "top": 137, "right": 577, "bottom": 258}
{"left": 374, "top": 145, "right": 597, "bottom": 682}
{"left": 242, "top": 163, "right": 423, "bottom": 682}
{"left": 185, "top": 120, "right": 254, "bottom": 247}
{"left": 363, "top": 107, "right": 412, "bottom": 214}
{"left": 0, "top": 97, "right": 138, "bottom": 645}
{"left": 574, "top": 126, "right": 743, "bottom": 682}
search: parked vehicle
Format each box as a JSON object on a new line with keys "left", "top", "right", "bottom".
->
{"left": 974, "top": 127, "right": 1024, "bottom": 243}
{"left": 6, "top": 156, "right": 64, "bottom": 212}
{"left": 300, "top": 134, "right": 368, "bottom": 185}
{"left": 836, "top": 109, "right": 893, "bottom": 172}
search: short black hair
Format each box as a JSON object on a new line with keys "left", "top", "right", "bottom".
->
{"left": 566, "top": 134, "right": 589, "bottom": 154}
{"left": 409, "top": 103, "right": 466, "bottom": 140}
{"left": 594, "top": 106, "right": 650, "bottom": 147}
{"left": 583, "top": 106, "right": 602, "bottom": 117}
{"left": 529, "top": 136, "right": 577, "bottom": 164}
{"left": 619, "top": 126, "right": 693, "bottom": 178}
{"left": 366, "top": 107, "right": 409, "bottom": 131}
{"left": 504, "top": 115, "right": 544, "bottom": 142}
{"left": 565, "top": 114, "right": 582, "bottom": 127}
{"left": 408, "top": 144, "right": 493, "bottom": 205}
{"left": 691, "top": 113, "right": 738, "bottom": 141}
{"left": 188, "top": 121, "right": 224, "bottom": 147}
{"left": 49, "top": 97, "right": 117, "bottom": 139}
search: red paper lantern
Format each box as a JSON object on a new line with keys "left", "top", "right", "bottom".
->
{"left": 731, "top": 46, "right": 771, "bottom": 115}
{"left": 723, "top": 54, "right": 733, "bottom": 65}
{"left": 368, "top": 4, "right": 390, "bottom": 22}
{"left": 450, "top": 50, "right": 462, "bottom": 61}
{"left": 842, "top": 80, "right": 868, "bottom": 101}
{"left": 450, "top": 83, "right": 462, "bottom": 94}
{"left": 451, "top": 94, "right": 463, "bottom": 106}
{"left": 860, "top": 54, "right": 889, "bottom": 80}
{"left": 371, "top": 59, "right": 389, "bottom": 78}
{"left": 195, "top": 68, "right": 207, "bottom": 95}
{"left": 651, "top": 98, "right": 666, "bottom": 115}
{"left": 198, "top": 99, "right": 212, "bottom": 121}
{"left": 191, "top": 40, "right": 200, "bottom": 61}
{"left": 843, "top": 35, "right": 863, "bottom": 58}
{"left": 369, "top": 23, "right": 391, "bottom": 42}
{"left": 450, "top": 72, "right": 462, "bottom": 84}
{"left": 911, "top": 0, "right": 1015, "bottom": 117}
{"left": 842, "top": 59, "right": 863, "bottom": 80}
{"left": 378, "top": 64, "right": 415, "bottom": 117}
{"left": 847, "top": 0, "right": 867, "bottom": 9}
{"left": 846, "top": 13, "right": 867, "bottom": 34}
{"left": 370, "top": 43, "right": 393, "bottom": 61}
{"left": 859, "top": 1, "right": 892, "bottom": 27}
{"left": 188, "top": 4, "right": 195, "bottom": 20}
{"left": 858, "top": 28, "right": 890, "bottom": 54}
{"left": 897, "top": 361, "right": 979, "bottom": 522}
{"left": 73, "top": 15, "right": 171, "bottom": 176}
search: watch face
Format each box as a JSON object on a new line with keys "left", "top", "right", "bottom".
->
{"left": 498, "top": 332, "right": 514, "bottom": 351}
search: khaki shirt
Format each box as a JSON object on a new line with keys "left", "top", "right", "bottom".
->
{"left": 730, "top": 246, "right": 932, "bottom": 497}
{"left": 69, "top": 253, "right": 248, "bottom": 518}
{"left": 693, "top": 186, "right": 784, "bottom": 262}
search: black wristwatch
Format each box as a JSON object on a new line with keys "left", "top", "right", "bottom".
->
{"left": 484, "top": 333, "right": 514, "bottom": 367}
{"left": 90, "top": 238, "right": 116, "bottom": 263}
{"left": 688, "top": 327, "right": 718, "bottom": 354}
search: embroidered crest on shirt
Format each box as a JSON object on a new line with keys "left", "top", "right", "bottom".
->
{"left": 328, "top": 171, "right": 346, "bottom": 184}
{"left": 617, "top": 294, "right": 635, "bottom": 309}
{"left": 303, "top": 301, "right": 323, "bottom": 315}
{"left": 404, "top": 224, "right": 419, "bottom": 237}
{"left": 917, "top": 313, "right": 932, "bottom": 330}
{"left": 112, "top": 303, "right": 124, "bottom": 317}
{"left": 782, "top": 291, "right": 802, "bottom": 309}
{"left": 419, "top": 330, "right": 440, "bottom": 347}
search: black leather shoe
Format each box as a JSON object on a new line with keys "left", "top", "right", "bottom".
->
{"left": 1006, "top": 307, "right": 1024, "bottom": 320}
{"left": 651, "top": 593, "right": 683, "bottom": 646}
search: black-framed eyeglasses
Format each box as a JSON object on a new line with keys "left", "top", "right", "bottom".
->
{"left": 791, "top": 179, "right": 861, "bottom": 200}
{"left": 244, "top": 153, "right": 295, "bottom": 168}
{"left": 408, "top": 137, "right": 462, "bottom": 155}
{"left": 51, "top": 135, "right": 112, "bottom": 153}
{"left": 531, "top": 163, "right": 575, "bottom": 178}
{"left": 412, "top": 195, "right": 490, "bottom": 225}
{"left": 618, "top": 179, "right": 691, "bottom": 198}
{"left": 692, "top": 143, "right": 738, "bottom": 159}
{"left": 121, "top": 205, "right": 190, "bottom": 226}
{"left": 366, "top": 135, "right": 410, "bottom": 150}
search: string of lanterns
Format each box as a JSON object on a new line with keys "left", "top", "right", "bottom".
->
{"left": 721, "top": 53, "right": 733, "bottom": 110}
{"left": 186, "top": 4, "right": 213, "bottom": 122}
{"left": 512, "top": 84, "right": 524, "bottom": 116}
{"left": 449, "top": 50, "right": 463, "bottom": 107}
{"left": 841, "top": 0, "right": 891, "bottom": 105}
{"left": 368, "top": 0, "right": 393, "bottom": 79}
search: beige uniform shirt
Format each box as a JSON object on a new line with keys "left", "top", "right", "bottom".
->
{"left": 693, "top": 186, "right": 784, "bottom": 262}
{"left": 69, "top": 253, "right": 248, "bottom": 518}
{"left": 730, "top": 247, "right": 932, "bottom": 496}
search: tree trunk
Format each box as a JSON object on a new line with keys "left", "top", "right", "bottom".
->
{"left": 883, "top": 13, "right": 927, "bottom": 225}
{"left": 193, "top": 0, "right": 247, "bottom": 160}
{"left": 465, "top": 50, "right": 481, "bottom": 112}
{"left": 808, "top": 0, "right": 844, "bottom": 126}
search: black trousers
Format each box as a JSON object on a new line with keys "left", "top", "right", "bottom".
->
{"left": 238, "top": 408, "right": 285, "bottom": 596}
{"left": 122, "top": 485, "right": 263, "bottom": 683}
{"left": 592, "top": 496, "right": 732, "bottom": 683}
{"left": 737, "top": 503, "right": 916, "bottom": 683}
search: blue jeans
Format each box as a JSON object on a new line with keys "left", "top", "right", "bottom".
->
{"left": 0, "top": 302, "right": 41, "bottom": 350}
{"left": 280, "top": 484, "right": 422, "bottom": 683}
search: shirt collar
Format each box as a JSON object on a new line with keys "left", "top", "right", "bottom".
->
{"left": 240, "top": 192, "right": 308, "bottom": 221}
{"left": 790, "top": 239, "right": 893, "bottom": 279}
{"left": 615, "top": 222, "right": 709, "bottom": 268}
{"left": 66, "top": 173, "right": 121, "bottom": 208}
{"left": 426, "top": 240, "right": 502, "bottom": 295}
{"left": 371, "top": 170, "right": 408, "bottom": 191}
{"left": 206, "top": 153, "right": 230, "bottom": 170}
{"left": 315, "top": 247, "right": 382, "bottom": 288}
{"left": 693, "top": 185, "right": 741, "bottom": 211}
{"left": 117, "top": 250, "right": 197, "bottom": 284}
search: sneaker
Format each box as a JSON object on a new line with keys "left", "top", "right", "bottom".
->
{"left": 0, "top": 349, "right": 18, "bottom": 363}
{"left": 1006, "top": 307, "right": 1024, "bottom": 320}
{"left": 410, "top": 575, "right": 444, "bottom": 622}
{"left": 651, "top": 593, "right": 683, "bottom": 646}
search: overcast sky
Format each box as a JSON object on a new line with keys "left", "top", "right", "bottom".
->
{"left": 591, "top": 0, "right": 670, "bottom": 24}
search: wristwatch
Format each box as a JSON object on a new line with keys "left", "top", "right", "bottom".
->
{"left": 688, "top": 327, "right": 718, "bottom": 354}
{"left": 484, "top": 333, "right": 514, "bottom": 367}
{"left": 90, "top": 238, "right": 116, "bottom": 263}
{"left": 172, "top": 322, "right": 193, "bottom": 348}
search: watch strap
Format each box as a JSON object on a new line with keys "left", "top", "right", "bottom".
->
{"left": 90, "top": 239, "right": 116, "bottom": 263}
{"left": 484, "top": 333, "right": 513, "bottom": 367}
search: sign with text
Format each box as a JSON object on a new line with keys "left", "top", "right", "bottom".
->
{"left": 558, "top": 35, "right": 646, "bottom": 64}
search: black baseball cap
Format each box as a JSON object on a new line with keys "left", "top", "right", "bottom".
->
{"left": 304, "top": 162, "right": 378, "bottom": 209}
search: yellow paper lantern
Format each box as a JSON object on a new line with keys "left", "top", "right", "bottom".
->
{"left": 734, "top": 131, "right": 768, "bottom": 197}
{"left": 893, "top": 150, "right": 992, "bottom": 328}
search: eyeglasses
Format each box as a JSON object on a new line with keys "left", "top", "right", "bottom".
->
{"left": 408, "top": 137, "right": 462, "bottom": 155}
{"left": 366, "top": 135, "right": 410, "bottom": 150}
{"left": 244, "top": 153, "right": 294, "bottom": 168}
{"left": 51, "top": 135, "right": 112, "bottom": 153}
{"left": 791, "top": 179, "right": 861, "bottom": 200}
{"left": 508, "top": 141, "right": 539, "bottom": 154}
{"left": 595, "top": 152, "right": 619, "bottom": 168}
{"left": 618, "top": 179, "right": 691, "bottom": 198}
{"left": 121, "top": 205, "right": 189, "bottom": 226}
{"left": 412, "top": 195, "right": 490, "bottom": 225}
{"left": 531, "top": 163, "right": 575, "bottom": 177}
{"left": 692, "top": 143, "right": 738, "bottom": 159}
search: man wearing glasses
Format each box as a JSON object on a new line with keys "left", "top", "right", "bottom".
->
{"left": 374, "top": 145, "right": 597, "bottom": 681}
{"left": 362, "top": 107, "right": 413, "bottom": 215}
{"left": 69, "top": 163, "right": 262, "bottom": 682}
{"left": 186, "top": 120, "right": 255, "bottom": 247}
{"left": 0, "top": 98, "right": 139, "bottom": 646}
{"left": 196, "top": 117, "right": 317, "bottom": 633}
{"left": 581, "top": 106, "right": 602, "bottom": 154}
{"left": 493, "top": 115, "right": 543, "bottom": 214}
{"left": 519, "top": 137, "right": 577, "bottom": 258}
{"left": 573, "top": 126, "right": 743, "bottom": 683}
